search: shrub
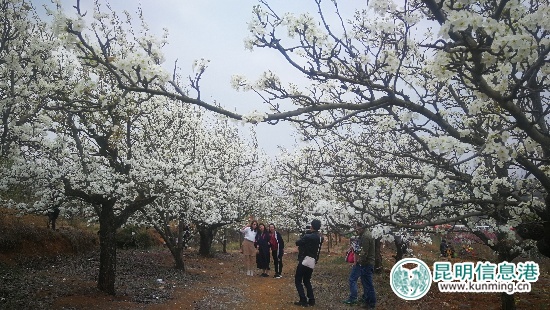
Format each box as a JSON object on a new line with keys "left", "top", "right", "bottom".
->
{"left": 116, "top": 225, "right": 157, "bottom": 249}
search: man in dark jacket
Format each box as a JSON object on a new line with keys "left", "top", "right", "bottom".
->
{"left": 294, "top": 219, "right": 324, "bottom": 307}
{"left": 343, "top": 222, "right": 376, "bottom": 309}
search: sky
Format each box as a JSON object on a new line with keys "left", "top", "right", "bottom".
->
{"left": 32, "top": 0, "right": 362, "bottom": 156}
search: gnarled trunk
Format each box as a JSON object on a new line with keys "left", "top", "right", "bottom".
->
{"left": 497, "top": 235, "right": 517, "bottom": 310}
{"left": 150, "top": 213, "right": 187, "bottom": 270}
{"left": 198, "top": 225, "right": 217, "bottom": 257}
{"left": 169, "top": 246, "right": 185, "bottom": 270}
{"left": 98, "top": 201, "right": 117, "bottom": 295}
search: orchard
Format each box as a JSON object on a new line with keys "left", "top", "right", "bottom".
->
{"left": 1, "top": 1, "right": 548, "bottom": 309}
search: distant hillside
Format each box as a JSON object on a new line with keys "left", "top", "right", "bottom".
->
{"left": 0, "top": 208, "right": 98, "bottom": 265}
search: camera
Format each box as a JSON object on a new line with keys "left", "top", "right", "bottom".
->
{"left": 301, "top": 225, "right": 312, "bottom": 236}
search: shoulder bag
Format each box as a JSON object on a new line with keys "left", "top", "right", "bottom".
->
{"left": 301, "top": 235, "right": 323, "bottom": 269}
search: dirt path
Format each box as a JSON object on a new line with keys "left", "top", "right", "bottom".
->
{"left": 155, "top": 248, "right": 301, "bottom": 310}
{"left": 3, "top": 233, "right": 547, "bottom": 309}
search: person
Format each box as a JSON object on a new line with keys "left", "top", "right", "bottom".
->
{"left": 294, "top": 219, "right": 324, "bottom": 307}
{"left": 47, "top": 205, "right": 61, "bottom": 230}
{"left": 269, "top": 223, "right": 285, "bottom": 278}
{"left": 440, "top": 239, "right": 448, "bottom": 257}
{"left": 240, "top": 220, "right": 258, "bottom": 276}
{"left": 342, "top": 222, "right": 376, "bottom": 309}
{"left": 255, "top": 223, "right": 271, "bottom": 277}
{"left": 392, "top": 235, "right": 408, "bottom": 262}
{"left": 447, "top": 243, "right": 455, "bottom": 258}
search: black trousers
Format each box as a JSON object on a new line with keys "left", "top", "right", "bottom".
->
{"left": 272, "top": 250, "right": 283, "bottom": 275}
{"left": 295, "top": 263, "right": 314, "bottom": 302}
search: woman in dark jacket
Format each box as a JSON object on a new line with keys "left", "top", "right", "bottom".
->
{"left": 269, "top": 223, "right": 285, "bottom": 278}
{"left": 255, "top": 223, "right": 271, "bottom": 277}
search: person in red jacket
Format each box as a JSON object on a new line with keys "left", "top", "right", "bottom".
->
{"left": 269, "top": 223, "right": 285, "bottom": 278}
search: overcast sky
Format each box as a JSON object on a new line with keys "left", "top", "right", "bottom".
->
{"left": 33, "top": 0, "right": 362, "bottom": 156}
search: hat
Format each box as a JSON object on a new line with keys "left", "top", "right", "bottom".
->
{"left": 311, "top": 219, "right": 321, "bottom": 231}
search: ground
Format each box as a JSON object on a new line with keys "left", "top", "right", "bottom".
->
{"left": 1, "top": 212, "right": 549, "bottom": 309}
{"left": 1, "top": 243, "right": 549, "bottom": 309}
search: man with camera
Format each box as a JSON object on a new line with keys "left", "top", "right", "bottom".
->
{"left": 294, "top": 219, "right": 323, "bottom": 307}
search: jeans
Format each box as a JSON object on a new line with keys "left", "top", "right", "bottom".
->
{"left": 295, "top": 263, "right": 314, "bottom": 302}
{"left": 272, "top": 250, "right": 283, "bottom": 275}
{"left": 348, "top": 264, "right": 376, "bottom": 307}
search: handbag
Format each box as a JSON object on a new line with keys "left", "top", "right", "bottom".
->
{"left": 345, "top": 249, "right": 355, "bottom": 263}
{"left": 302, "top": 255, "right": 316, "bottom": 269}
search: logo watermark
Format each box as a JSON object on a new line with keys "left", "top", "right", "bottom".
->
{"left": 390, "top": 259, "right": 540, "bottom": 300}
{"left": 438, "top": 281, "right": 531, "bottom": 294}
{"left": 390, "top": 258, "right": 432, "bottom": 300}
{"left": 433, "top": 261, "right": 539, "bottom": 295}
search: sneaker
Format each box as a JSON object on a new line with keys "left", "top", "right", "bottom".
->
{"left": 274, "top": 274, "right": 282, "bottom": 279}
{"left": 308, "top": 299, "right": 315, "bottom": 306}
{"left": 359, "top": 300, "right": 375, "bottom": 309}
{"left": 342, "top": 299, "right": 358, "bottom": 305}
{"left": 261, "top": 273, "right": 269, "bottom": 277}
{"left": 294, "top": 301, "right": 309, "bottom": 307}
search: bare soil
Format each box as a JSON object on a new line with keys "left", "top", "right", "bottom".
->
{"left": 1, "top": 243, "right": 549, "bottom": 309}
{"left": 0, "top": 211, "right": 548, "bottom": 309}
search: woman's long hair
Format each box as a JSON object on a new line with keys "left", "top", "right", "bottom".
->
{"left": 257, "top": 223, "right": 266, "bottom": 235}
{"left": 249, "top": 220, "right": 258, "bottom": 232}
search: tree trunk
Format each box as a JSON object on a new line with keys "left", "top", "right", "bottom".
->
{"left": 62, "top": 181, "right": 156, "bottom": 295}
{"left": 539, "top": 198, "right": 550, "bottom": 258}
{"left": 198, "top": 225, "right": 216, "bottom": 257}
{"left": 394, "top": 242, "right": 404, "bottom": 262}
{"left": 500, "top": 293, "right": 515, "bottom": 310}
{"left": 222, "top": 228, "right": 227, "bottom": 254}
{"left": 497, "top": 236, "right": 516, "bottom": 309}
{"left": 393, "top": 236, "right": 405, "bottom": 262}
{"left": 374, "top": 237, "right": 383, "bottom": 273}
{"left": 97, "top": 202, "right": 117, "bottom": 295}
{"left": 170, "top": 246, "right": 185, "bottom": 270}
{"left": 163, "top": 241, "right": 185, "bottom": 270}
{"left": 151, "top": 215, "right": 187, "bottom": 270}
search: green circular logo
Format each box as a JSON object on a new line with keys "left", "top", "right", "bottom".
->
{"left": 390, "top": 258, "right": 432, "bottom": 300}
